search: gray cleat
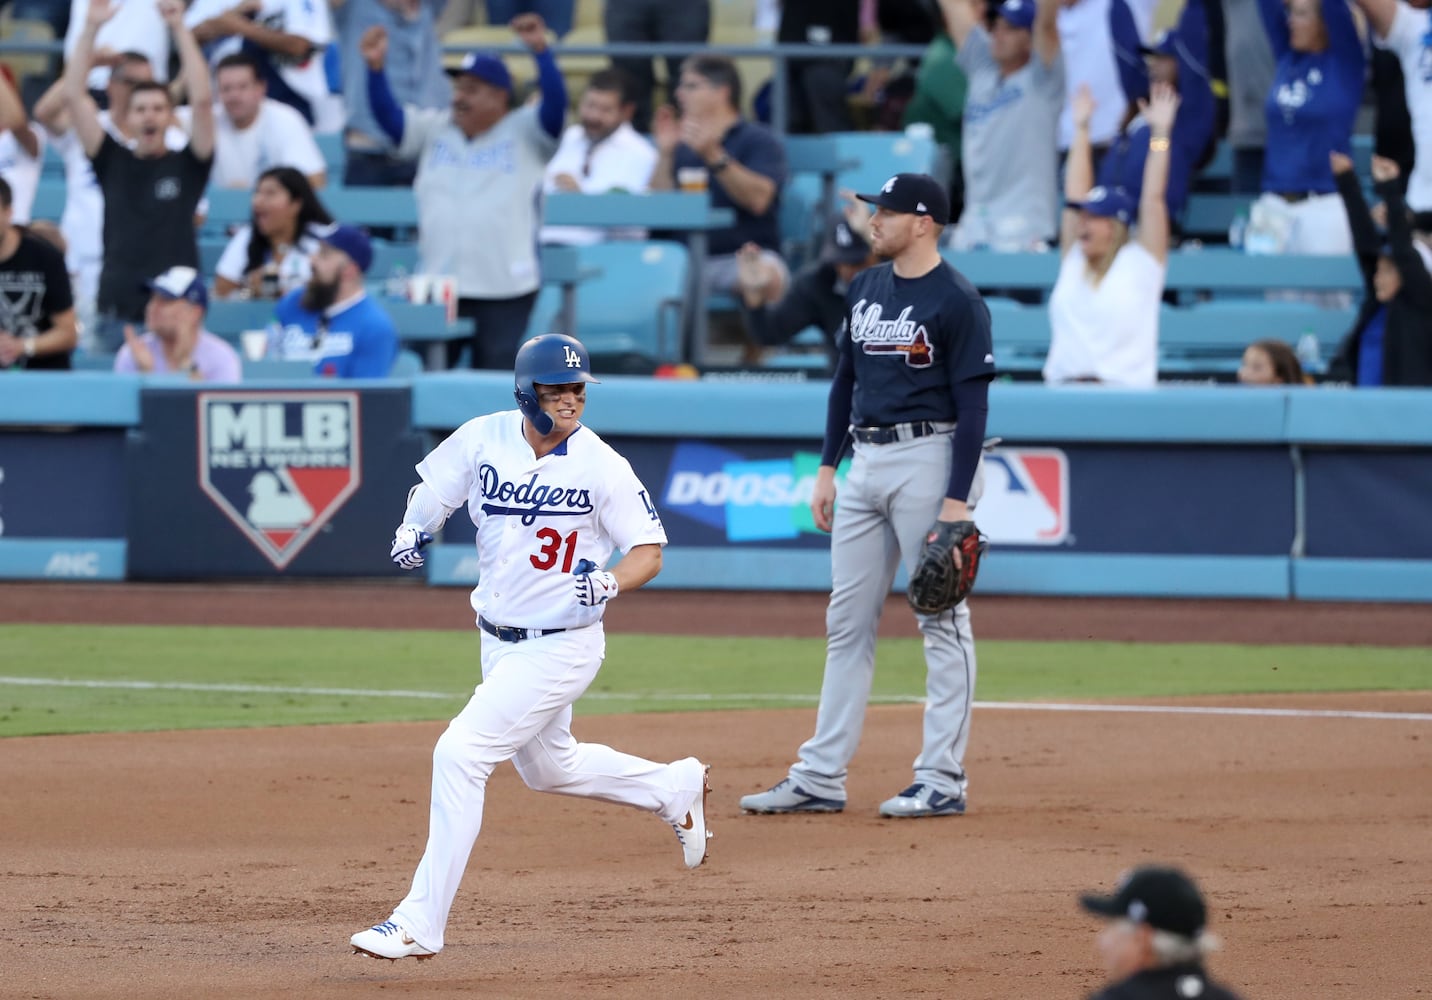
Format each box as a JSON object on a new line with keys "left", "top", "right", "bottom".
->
{"left": 877, "top": 782, "right": 966, "bottom": 818}
{"left": 739, "top": 778, "right": 844, "bottom": 814}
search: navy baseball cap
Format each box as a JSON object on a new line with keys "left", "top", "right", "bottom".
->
{"left": 1140, "top": 28, "right": 1209, "bottom": 79}
{"left": 1080, "top": 866, "right": 1208, "bottom": 938}
{"left": 145, "top": 265, "right": 207, "bottom": 308}
{"left": 826, "top": 217, "right": 872, "bottom": 264}
{"left": 856, "top": 173, "right": 951, "bottom": 226}
{"left": 995, "top": 0, "right": 1037, "bottom": 30}
{"left": 1068, "top": 185, "right": 1136, "bottom": 226}
{"left": 1140, "top": 29, "right": 1179, "bottom": 58}
{"left": 447, "top": 50, "right": 512, "bottom": 92}
{"left": 315, "top": 222, "right": 374, "bottom": 274}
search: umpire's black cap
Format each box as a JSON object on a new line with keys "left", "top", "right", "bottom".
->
{"left": 855, "top": 173, "right": 951, "bottom": 226}
{"left": 1080, "top": 865, "right": 1207, "bottom": 938}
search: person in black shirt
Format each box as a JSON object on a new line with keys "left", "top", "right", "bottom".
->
{"left": 63, "top": 0, "right": 215, "bottom": 354}
{"left": 651, "top": 53, "right": 790, "bottom": 362}
{"left": 0, "top": 177, "right": 77, "bottom": 371}
{"left": 735, "top": 209, "right": 879, "bottom": 369}
{"left": 740, "top": 172, "right": 995, "bottom": 819}
{"left": 778, "top": 0, "right": 860, "bottom": 134}
{"left": 1080, "top": 865, "right": 1246, "bottom": 1000}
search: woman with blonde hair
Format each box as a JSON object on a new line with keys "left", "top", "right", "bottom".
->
{"left": 1043, "top": 81, "right": 1180, "bottom": 387}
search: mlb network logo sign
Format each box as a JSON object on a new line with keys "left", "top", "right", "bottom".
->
{"left": 198, "top": 392, "right": 362, "bottom": 569}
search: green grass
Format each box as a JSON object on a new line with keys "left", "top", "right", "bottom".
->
{"left": 1, "top": 624, "right": 1429, "bottom": 737}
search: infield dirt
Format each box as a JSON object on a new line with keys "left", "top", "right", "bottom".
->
{"left": 3, "top": 584, "right": 1430, "bottom": 998}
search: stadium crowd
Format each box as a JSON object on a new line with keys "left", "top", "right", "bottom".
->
{"left": 0, "top": 0, "right": 1426, "bottom": 386}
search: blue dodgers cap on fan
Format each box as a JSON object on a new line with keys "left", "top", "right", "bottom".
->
{"left": 1068, "top": 185, "right": 1136, "bottom": 226}
{"left": 447, "top": 50, "right": 512, "bottom": 92}
{"left": 315, "top": 223, "right": 374, "bottom": 274}
{"left": 995, "top": 0, "right": 1037, "bottom": 30}
{"left": 855, "top": 172, "right": 951, "bottom": 226}
{"left": 145, "top": 265, "right": 207, "bottom": 308}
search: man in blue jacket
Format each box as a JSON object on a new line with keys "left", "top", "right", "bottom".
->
{"left": 1102, "top": 0, "right": 1216, "bottom": 226}
{"left": 268, "top": 222, "right": 398, "bottom": 377}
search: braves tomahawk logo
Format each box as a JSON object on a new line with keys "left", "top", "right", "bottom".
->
{"left": 198, "top": 391, "right": 362, "bottom": 569}
{"left": 849, "top": 300, "right": 934, "bottom": 367}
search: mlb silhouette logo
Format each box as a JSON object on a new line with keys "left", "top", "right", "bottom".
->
{"left": 979, "top": 448, "right": 1069, "bottom": 545}
{"left": 198, "top": 392, "right": 363, "bottom": 569}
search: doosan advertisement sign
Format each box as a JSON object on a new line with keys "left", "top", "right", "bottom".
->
{"left": 637, "top": 441, "right": 1071, "bottom": 549}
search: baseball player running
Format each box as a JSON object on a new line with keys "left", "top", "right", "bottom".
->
{"left": 740, "top": 172, "right": 994, "bottom": 819}
{"left": 351, "top": 334, "right": 710, "bottom": 962}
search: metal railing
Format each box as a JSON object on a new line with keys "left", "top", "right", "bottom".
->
{"left": 0, "top": 38, "right": 932, "bottom": 137}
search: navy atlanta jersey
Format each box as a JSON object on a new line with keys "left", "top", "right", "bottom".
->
{"left": 840, "top": 260, "right": 994, "bottom": 426}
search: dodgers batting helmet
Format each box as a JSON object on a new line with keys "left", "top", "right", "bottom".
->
{"left": 514, "top": 334, "right": 600, "bottom": 434}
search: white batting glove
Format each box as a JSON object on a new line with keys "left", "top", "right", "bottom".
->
{"left": 390, "top": 524, "right": 433, "bottom": 570}
{"left": 574, "top": 569, "right": 619, "bottom": 606}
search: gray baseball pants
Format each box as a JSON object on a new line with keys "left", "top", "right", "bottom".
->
{"left": 788, "top": 430, "right": 981, "bottom": 802}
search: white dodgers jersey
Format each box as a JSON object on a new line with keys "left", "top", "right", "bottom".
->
{"left": 416, "top": 410, "right": 667, "bottom": 630}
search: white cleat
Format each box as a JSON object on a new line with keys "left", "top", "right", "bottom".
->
{"left": 672, "top": 759, "right": 712, "bottom": 869}
{"left": 350, "top": 919, "right": 437, "bottom": 961}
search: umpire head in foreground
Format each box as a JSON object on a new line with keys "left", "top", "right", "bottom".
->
{"left": 1080, "top": 865, "right": 1246, "bottom": 1000}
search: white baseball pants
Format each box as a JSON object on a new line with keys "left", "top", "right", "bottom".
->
{"left": 389, "top": 625, "right": 703, "bottom": 952}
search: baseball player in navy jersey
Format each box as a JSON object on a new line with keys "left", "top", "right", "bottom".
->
{"left": 351, "top": 334, "right": 710, "bottom": 962}
{"left": 740, "top": 172, "right": 994, "bottom": 819}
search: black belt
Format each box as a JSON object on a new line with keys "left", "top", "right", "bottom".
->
{"left": 850, "top": 420, "right": 953, "bottom": 445}
{"left": 1274, "top": 191, "right": 1323, "bottom": 204}
{"left": 479, "top": 616, "right": 568, "bottom": 643}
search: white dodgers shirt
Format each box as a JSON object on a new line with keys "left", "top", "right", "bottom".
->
{"left": 417, "top": 410, "right": 667, "bottom": 631}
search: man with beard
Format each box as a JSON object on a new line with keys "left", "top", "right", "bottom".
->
{"left": 268, "top": 222, "right": 398, "bottom": 377}
{"left": 362, "top": 12, "right": 566, "bottom": 369}
{"left": 540, "top": 68, "right": 658, "bottom": 247}
{"left": 63, "top": 0, "right": 215, "bottom": 354}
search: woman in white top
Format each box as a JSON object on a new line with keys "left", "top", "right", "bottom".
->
{"left": 1044, "top": 81, "right": 1181, "bottom": 388}
{"left": 213, "top": 166, "right": 333, "bottom": 299}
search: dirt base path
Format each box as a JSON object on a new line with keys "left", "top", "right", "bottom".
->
{"left": 3, "top": 582, "right": 1431, "bottom": 998}
{"left": 5, "top": 699, "right": 1431, "bottom": 999}
{"left": 4, "top": 581, "right": 1430, "bottom": 645}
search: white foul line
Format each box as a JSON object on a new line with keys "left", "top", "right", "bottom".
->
{"left": 1, "top": 676, "right": 1430, "bottom": 721}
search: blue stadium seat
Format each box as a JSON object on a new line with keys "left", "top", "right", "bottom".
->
{"left": 315, "top": 132, "right": 345, "bottom": 178}
{"left": 822, "top": 130, "right": 940, "bottom": 196}
{"left": 200, "top": 235, "right": 228, "bottom": 275}
{"left": 980, "top": 296, "right": 1356, "bottom": 377}
{"left": 241, "top": 358, "right": 316, "bottom": 379}
{"left": 781, "top": 130, "right": 941, "bottom": 259}
{"left": 389, "top": 348, "right": 424, "bottom": 377}
{"left": 70, "top": 348, "right": 116, "bottom": 371}
{"left": 564, "top": 240, "right": 689, "bottom": 365}
{"left": 369, "top": 239, "right": 419, "bottom": 279}
{"left": 1162, "top": 298, "right": 1353, "bottom": 362}
{"left": 524, "top": 284, "right": 567, "bottom": 340}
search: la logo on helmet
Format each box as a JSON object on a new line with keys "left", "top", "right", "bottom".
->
{"left": 563, "top": 346, "right": 582, "bottom": 368}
